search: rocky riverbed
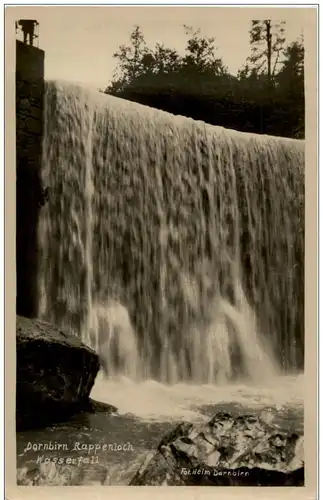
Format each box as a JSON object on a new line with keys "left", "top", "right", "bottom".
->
{"left": 17, "top": 373, "right": 304, "bottom": 486}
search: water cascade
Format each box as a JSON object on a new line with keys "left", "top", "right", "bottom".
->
{"left": 38, "top": 80, "right": 305, "bottom": 384}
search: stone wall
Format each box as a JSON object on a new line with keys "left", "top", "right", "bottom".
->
{"left": 16, "top": 40, "right": 44, "bottom": 317}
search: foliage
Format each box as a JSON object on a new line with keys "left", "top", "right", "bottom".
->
{"left": 104, "top": 22, "right": 305, "bottom": 139}
{"left": 238, "top": 20, "right": 286, "bottom": 81}
{"left": 181, "top": 25, "right": 228, "bottom": 75}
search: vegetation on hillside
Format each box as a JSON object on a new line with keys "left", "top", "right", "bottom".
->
{"left": 104, "top": 21, "right": 304, "bottom": 139}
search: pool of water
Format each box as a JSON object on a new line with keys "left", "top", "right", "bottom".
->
{"left": 16, "top": 372, "right": 304, "bottom": 485}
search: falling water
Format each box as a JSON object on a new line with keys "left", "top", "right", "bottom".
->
{"left": 38, "top": 80, "right": 305, "bottom": 384}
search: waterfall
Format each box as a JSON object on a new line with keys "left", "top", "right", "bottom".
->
{"left": 38, "top": 80, "right": 305, "bottom": 384}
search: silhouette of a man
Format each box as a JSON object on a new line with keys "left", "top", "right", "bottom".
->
{"left": 17, "top": 20, "right": 38, "bottom": 46}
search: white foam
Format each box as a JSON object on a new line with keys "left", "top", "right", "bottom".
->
{"left": 90, "top": 372, "right": 303, "bottom": 423}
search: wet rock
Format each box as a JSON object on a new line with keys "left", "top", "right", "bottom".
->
{"left": 16, "top": 316, "right": 100, "bottom": 431}
{"left": 82, "top": 398, "right": 117, "bottom": 414}
{"left": 17, "top": 462, "right": 86, "bottom": 486}
{"left": 130, "top": 412, "right": 304, "bottom": 486}
{"left": 17, "top": 460, "right": 113, "bottom": 486}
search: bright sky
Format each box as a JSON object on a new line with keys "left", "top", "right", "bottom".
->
{"left": 12, "top": 6, "right": 305, "bottom": 90}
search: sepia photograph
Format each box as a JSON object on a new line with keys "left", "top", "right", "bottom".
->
{"left": 4, "top": 4, "right": 318, "bottom": 492}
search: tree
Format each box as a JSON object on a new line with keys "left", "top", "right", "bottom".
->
{"left": 182, "top": 25, "right": 228, "bottom": 76}
{"left": 104, "top": 22, "right": 304, "bottom": 139}
{"left": 106, "top": 24, "right": 229, "bottom": 96}
{"left": 276, "top": 37, "right": 305, "bottom": 138}
{"left": 241, "top": 20, "right": 286, "bottom": 83}
{"left": 107, "top": 26, "right": 150, "bottom": 92}
{"left": 277, "top": 38, "right": 304, "bottom": 86}
{"left": 150, "top": 43, "right": 182, "bottom": 75}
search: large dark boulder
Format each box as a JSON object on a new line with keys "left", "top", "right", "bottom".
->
{"left": 16, "top": 315, "right": 100, "bottom": 430}
{"left": 130, "top": 412, "right": 304, "bottom": 486}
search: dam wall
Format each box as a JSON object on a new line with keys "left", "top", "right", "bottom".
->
{"left": 16, "top": 40, "right": 44, "bottom": 317}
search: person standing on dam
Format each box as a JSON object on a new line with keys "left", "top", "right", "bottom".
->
{"left": 16, "top": 20, "right": 38, "bottom": 46}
